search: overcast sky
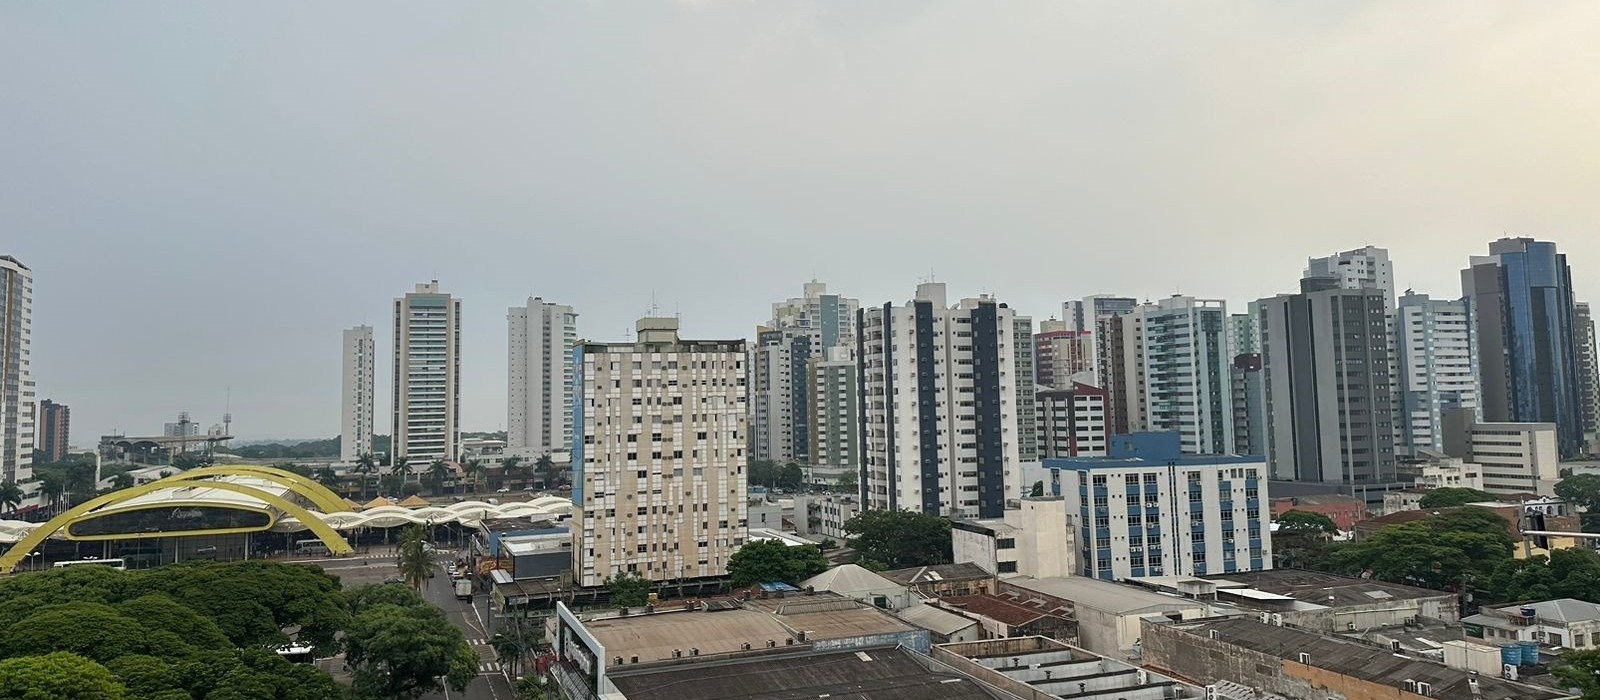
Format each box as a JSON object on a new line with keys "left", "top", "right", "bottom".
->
{"left": 6, "top": 1, "right": 1599, "bottom": 442}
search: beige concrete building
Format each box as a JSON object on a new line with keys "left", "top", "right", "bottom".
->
{"left": 571, "top": 318, "right": 747, "bottom": 587}
{"left": 391, "top": 281, "right": 461, "bottom": 462}
{"left": 951, "top": 496, "right": 1074, "bottom": 579}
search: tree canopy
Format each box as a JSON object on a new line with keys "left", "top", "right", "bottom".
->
{"left": 344, "top": 585, "right": 476, "bottom": 699}
{"left": 605, "top": 572, "right": 651, "bottom": 608}
{"left": 843, "top": 509, "right": 952, "bottom": 570}
{"left": 0, "top": 652, "right": 126, "bottom": 699}
{"left": 1276, "top": 510, "right": 1338, "bottom": 534}
{"left": 1330, "top": 508, "right": 1514, "bottom": 591}
{"left": 748, "top": 460, "right": 805, "bottom": 490}
{"left": 1416, "top": 487, "right": 1496, "bottom": 508}
{"left": 727, "top": 541, "right": 830, "bottom": 587}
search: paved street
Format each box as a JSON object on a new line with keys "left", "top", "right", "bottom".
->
{"left": 310, "top": 554, "right": 518, "bottom": 700}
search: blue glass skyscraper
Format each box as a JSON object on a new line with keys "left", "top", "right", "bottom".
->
{"left": 1462, "top": 238, "right": 1584, "bottom": 456}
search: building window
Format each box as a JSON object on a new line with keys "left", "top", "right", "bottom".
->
{"left": 996, "top": 538, "right": 1015, "bottom": 549}
{"left": 997, "top": 561, "right": 1018, "bottom": 574}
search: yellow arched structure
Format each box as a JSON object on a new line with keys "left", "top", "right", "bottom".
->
{"left": 0, "top": 471, "right": 355, "bottom": 574}
{"left": 167, "top": 465, "right": 349, "bottom": 514}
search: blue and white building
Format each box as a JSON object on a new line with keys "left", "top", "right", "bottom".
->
{"left": 1047, "top": 432, "right": 1271, "bottom": 581}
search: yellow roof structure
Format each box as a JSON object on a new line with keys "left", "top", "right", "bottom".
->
{"left": 397, "top": 495, "right": 431, "bottom": 508}
{"left": 363, "top": 497, "right": 391, "bottom": 509}
{"left": 344, "top": 498, "right": 365, "bottom": 511}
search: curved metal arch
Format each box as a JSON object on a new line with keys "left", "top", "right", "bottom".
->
{"left": 170, "top": 465, "right": 348, "bottom": 514}
{"left": 0, "top": 479, "right": 354, "bottom": 574}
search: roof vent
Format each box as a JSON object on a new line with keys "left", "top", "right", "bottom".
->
{"left": 1297, "top": 653, "right": 1310, "bottom": 664}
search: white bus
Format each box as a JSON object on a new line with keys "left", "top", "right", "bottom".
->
{"left": 53, "top": 558, "right": 127, "bottom": 571}
{"left": 295, "top": 539, "right": 330, "bottom": 556}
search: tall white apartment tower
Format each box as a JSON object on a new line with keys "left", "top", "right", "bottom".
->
{"left": 1305, "top": 246, "right": 1396, "bottom": 308}
{"left": 750, "top": 281, "right": 858, "bottom": 466}
{"left": 858, "top": 282, "right": 1023, "bottom": 519}
{"left": 1395, "top": 292, "right": 1479, "bottom": 455}
{"left": 0, "top": 256, "right": 34, "bottom": 489}
{"left": 508, "top": 298, "right": 578, "bottom": 459}
{"left": 340, "top": 325, "right": 375, "bottom": 463}
{"left": 570, "top": 318, "right": 748, "bottom": 587}
{"left": 1119, "top": 296, "right": 1235, "bottom": 455}
{"left": 392, "top": 281, "right": 461, "bottom": 462}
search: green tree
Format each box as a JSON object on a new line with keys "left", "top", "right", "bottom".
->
{"left": 426, "top": 459, "right": 450, "bottom": 495}
{"left": 777, "top": 463, "right": 805, "bottom": 490}
{"left": 1558, "top": 474, "right": 1600, "bottom": 532}
{"left": 0, "top": 480, "right": 21, "bottom": 516}
{"left": 727, "top": 540, "right": 830, "bottom": 587}
{"left": 1332, "top": 508, "right": 1514, "bottom": 590}
{"left": 396, "top": 524, "right": 436, "bottom": 592}
{"left": 747, "top": 459, "right": 780, "bottom": 489}
{"left": 37, "top": 473, "right": 65, "bottom": 516}
{"left": 1029, "top": 480, "right": 1045, "bottom": 497}
{"left": 835, "top": 470, "right": 857, "bottom": 493}
{"left": 1417, "top": 487, "right": 1496, "bottom": 508}
{"left": 1, "top": 602, "right": 149, "bottom": 663}
{"left": 400, "top": 481, "right": 422, "bottom": 498}
{"left": 110, "top": 473, "right": 135, "bottom": 490}
{"left": 170, "top": 452, "right": 213, "bottom": 470}
{"left": 1276, "top": 510, "right": 1338, "bottom": 534}
{"left": 0, "top": 652, "right": 126, "bottom": 699}
{"left": 354, "top": 452, "right": 378, "bottom": 499}
{"left": 1555, "top": 648, "right": 1600, "bottom": 699}
{"left": 843, "top": 510, "right": 952, "bottom": 570}
{"left": 491, "top": 631, "right": 530, "bottom": 680}
{"left": 536, "top": 453, "right": 561, "bottom": 487}
{"left": 312, "top": 466, "right": 341, "bottom": 490}
{"left": 463, "top": 459, "right": 484, "bottom": 494}
{"left": 344, "top": 603, "right": 476, "bottom": 699}
{"left": 516, "top": 675, "right": 553, "bottom": 700}
{"left": 606, "top": 571, "right": 651, "bottom": 608}
{"left": 104, "top": 655, "right": 180, "bottom": 698}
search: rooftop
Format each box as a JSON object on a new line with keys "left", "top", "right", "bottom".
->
{"left": 801, "top": 564, "right": 903, "bottom": 593}
{"left": 1007, "top": 576, "right": 1207, "bottom": 615}
{"left": 1199, "top": 570, "right": 1451, "bottom": 608}
{"left": 940, "top": 595, "right": 1064, "bottom": 627}
{"left": 894, "top": 603, "right": 979, "bottom": 636}
{"left": 607, "top": 647, "right": 1004, "bottom": 700}
{"left": 1166, "top": 618, "right": 1570, "bottom": 700}
{"left": 881, "top": 562, "right": 992, "bottom": 586}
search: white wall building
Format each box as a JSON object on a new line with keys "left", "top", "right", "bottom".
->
{"left": 0, "top": 255, "right": 33, "bottom": 494}
{"left": 570, "top": 317, "right": 748, "bottom": 587}
{"left": 952, "top": 497, "right": 1075, "bottom": 579}
{"left": 859, "top": 282, "right": 1024, "bottom": 519}
{"left": 1120, "top": 296, "right": 1234, "bottom": 455}
{"left": 1466, "top": 422, "right": 1560, "bottom": 496}
{"left": 1036, "top": 384, "right": 1109, "bottom": 459}
{"left": 508, "top": 297, "right": 578, "bottom": 459}
{"left": 807, "top": 346, "right": 860, "bottom": 487}
{"left": 793, "top": 493, "right": 860, "bottom": 541}
{"left": 1305, "top": 245, "right": 1396, "bottom": 307}
{"left": 751, "top": 281, "right": 858, "bottom": 469}
{"left": 1396, "top": 292, "right": 1479, "bottom": 456}
{"left": 340, "top": 325, "right": 375, "bottom": 463}
{"left": 1048, "top": 432, "right": 1271, "bottom": 581}
{"left": 392, "top": 281, "right": 461, "bottom": 462}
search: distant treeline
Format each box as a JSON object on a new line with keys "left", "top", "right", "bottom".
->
{"left": 225, "top": 431, "right": 504, "bottom": 460}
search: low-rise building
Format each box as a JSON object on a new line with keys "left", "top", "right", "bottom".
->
{"left": 997, "top": 575, "right": 1216, "bottom": 658}
{"left": 799, "top": 564, "right": 913, "bottom": 611}
{"left": 936, "top": 594, "right": 1074, "bottom": 640}
{"left": 606, "top": 645, "right": 1008, "bottom": 700}
{"left": 1269, "top": 493, "right": 1366, "bottom": 531}
{"left": 498, "top": 529, "right": 571, "bottom": 581}
{"left": 1397, "top": 450, "right": 1484, "bottom": 490}
{"left": 1142, "top": 617, "right": 1574, "bottom": 700}
{"left": 931, "top": 636, "right": 1223, "bottom": 700}
{"left": 1130, "top": 569, "right": 1459, "bottom": 633}
{"left": 951, "top": 496, "right": 1074, "bottom": 579}
{"left": 1443, "top": 419, "right": 1560, "bottom": 497}
{"left": 894, "top": 603, "right": 981, "bottom": 643}
{"left": 1357, "top": 501, "right": 1581, "bottom": 559}
{"left": 791, "top": 493, "right": 859, "bottom": 541}
{"left": 1464, "top": 598, "right": 1600, "bottom": 650}
{"left": 747, "top": 497, "right": 785, "bottom": 530}
{"left": 881, "top": 563, "right": 994, "bottom": 599}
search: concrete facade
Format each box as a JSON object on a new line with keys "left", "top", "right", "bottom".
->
{"left": 752, "top": 281, "right": 858, "bottom": 473}
{"left": 0, "top": 255, "right": 33, "bottom": 493}
{"left": 38, "top": 399, "right": 69, "bottom": 464}
{"left": 392, "top": 281, "right": 461, "bottom": 462}
{"left": 1035, "top": 383, "right": 1108, "bottom": 459}
{"left": 340, "top": 325, "right": 374, "bottom": 463}
{"left": 1396, "top": 292, "right": 1480, "bottom": 456}
{"left": 507, "top": 297, "right": 577, "bottom": 459}
{"left": 570, "top": 317, "right": 748, "bottom": 587}
{"left": 1119, "top": 296, "right": 1234, "bottom": 455}
{"left": 792, "top": 493, "right": 859, "bottom": 541}
{"left": 806, "top": 346, "right": 859, "bottom": 487}
{"left": 951, "top": 497, "right": 1074, "bottom": 579}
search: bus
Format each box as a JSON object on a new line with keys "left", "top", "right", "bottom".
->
{"left": 53, "top": 558, "right": 127, "bottom": 571}
{"left": 274, "top": 643, "right": 315, "bottom": 664}
{"left": 295, "top": 539, "right": 329, "bottom": 556}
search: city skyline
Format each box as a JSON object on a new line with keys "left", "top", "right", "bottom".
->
{"left": 8, "top": 2, "right": 1600, "bottom": 440}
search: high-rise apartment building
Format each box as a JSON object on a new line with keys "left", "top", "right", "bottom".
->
{"left": 1064, "top": 295, "right": 1139, "bottom": 334}
{"left": 1117, "top": 296, "right": 1234, "bottom": 455}
{"left": 1395, "top": 292, "right": 1479, "bottom": 456}
{"left": 38, "top": 399, "right": 69, "bottom": 464}
{"left": 1462, "top": 237, "right": 1584, "bottom": 456}
{"left": 1036, "top": 384, "right": 1109, "bottom": 458}
{"left": 1047, "top": 432, "right": 1271, "bottom": 580}
{"left": 508, "top": 298, "right": 578, "bottom": 459}
{"left": 1014, "top": 315, "right": 1039, "bottom": 463}
{"left": 0, "top": 256, "right": 33, "bottom": 488}
{"left": 1064, "top": 295, "right": 1137, "bottom": 435}
{"left": 1034, "top": 321, "right": 1096, "bottom": 390}
{"left": 1227, "top": 312, "right": 1265, "bottom": 457}
{"left": 392, "top": 281, "right": 461, "bottom": 462}
{"left": 750, "top": 281, "right": 858, "bottom": 468}
{"left": 807, "top": 346, "right": 860, "bottom": 487}
{"left": 1305, "top": 245, "right": 1396, "bottom": 307}
{"left": 858, "top": 283, "right": 1023, "bottom": 518}
{"left": 340, "top": 325, "right": 375, "bottom": 463}
{"left": 1575, "top": 302, "right": 1600, "bottom": 452}
{"left": 1258, "top": 277, "right": 1397, "bottom": 486}
{"left": 570, "top": 317, "right": 747, "bottom": 587}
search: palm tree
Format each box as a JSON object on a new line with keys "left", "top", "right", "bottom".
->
{"left": 313, "top": 466, "right": 341, "bottom": 491}
{"left": 396, "top": 523, "right": 435, "bottom": 591}
{"left": 352, "top": 452, "right": 377, "bottom": 499}
{"left": 499, "top": 456, "right": 522, "bottom": 492}
{"left": 427, "top": 459, "right": 450, "bottom": 495}
{"left": 463, "top": 459, "right": 484, "bottom": 495}
{"left": 536, "top": 453, "right": 559, "bottom": 488}
{"left": 37, "top": 474, "right": 65, "bottom": 516}
{"left": 0, "top": 481, "right": 22, "bottom": 518}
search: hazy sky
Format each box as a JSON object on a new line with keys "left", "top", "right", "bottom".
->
{"left": 6, "top": 2, "right": 1599, "bottom": 441}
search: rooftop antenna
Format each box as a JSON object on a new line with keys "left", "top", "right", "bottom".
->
{"left": 223, "top": 387, "right": 232, "bottom": 437}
